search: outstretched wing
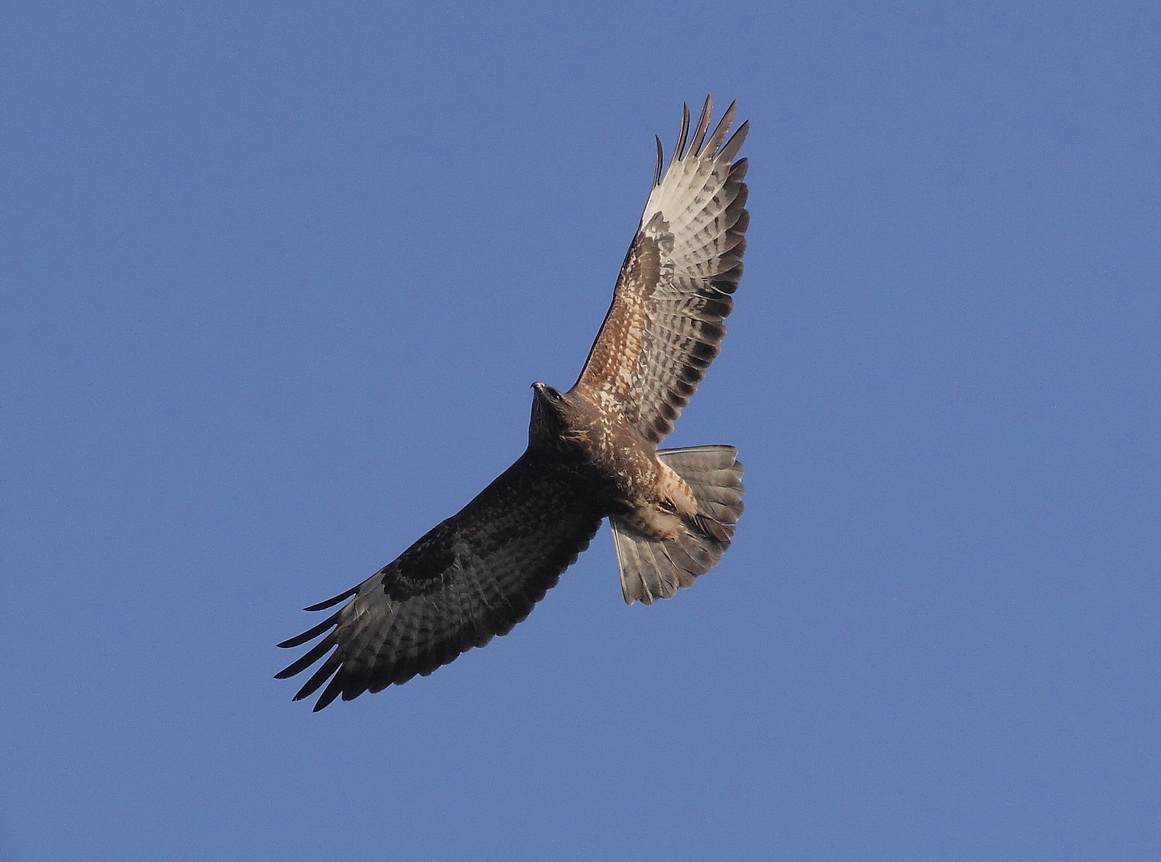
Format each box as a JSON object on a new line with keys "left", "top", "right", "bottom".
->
{"left": 574, "top": 96, "right": 750, "bottom": 444}
{"left": 276, "top": 453, "right": 603, "bottom": 710}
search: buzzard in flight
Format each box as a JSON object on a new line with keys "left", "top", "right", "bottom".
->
{"left": 277, "top": 96, "right": 750, "bottom": 709}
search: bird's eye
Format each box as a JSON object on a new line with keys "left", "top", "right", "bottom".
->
{"left": 549, "top": 388, "right": 562, "bottom": 401}
{"left": 659, "top": 499, "right": 677, "bottom": 513}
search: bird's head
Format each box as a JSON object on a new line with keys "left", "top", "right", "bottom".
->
{"left": 532, "top": 381, "right": 565, "bottom": 404}
{"left": 529, "top": 382, "right": 572, "bottom": 444}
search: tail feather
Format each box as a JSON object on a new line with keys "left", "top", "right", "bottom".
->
{"left": 612, "top": 445, "right": 744, "bottom": 605}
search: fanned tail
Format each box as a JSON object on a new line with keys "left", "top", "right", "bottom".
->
{"left": 611, "top": 445, "right": 744, "bottom": 605}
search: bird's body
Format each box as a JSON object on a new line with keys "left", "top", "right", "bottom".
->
{"left": 278, "top": 97, "right": 750, "bottom": 709}
{"left": 530, "top": 382, "right": 695, "bottom": 540}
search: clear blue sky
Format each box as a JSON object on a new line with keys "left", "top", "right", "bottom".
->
{"left": 4, "top": 4, "right": 1159, "bottom": 860}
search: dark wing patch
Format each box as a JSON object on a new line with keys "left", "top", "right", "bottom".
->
{"left": 574, "top": 96, "right": 749, "bottom": 443}
{"left": 276, "top": 453, "right": 603, "bottom": 710}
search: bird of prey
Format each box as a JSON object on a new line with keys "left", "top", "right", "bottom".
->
{"left": 277, "top": 96, "right": 750, "bottom": 710}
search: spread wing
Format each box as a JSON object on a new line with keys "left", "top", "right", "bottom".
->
{"left": 574, "top": 96, "right": 750, "bottom": 444}
{"left": 276, "top": 453, "right": 603, "bottom": 710}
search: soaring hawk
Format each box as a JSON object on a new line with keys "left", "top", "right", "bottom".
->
{"left": 277, "top": 96, "right": 750, "bottom": 709}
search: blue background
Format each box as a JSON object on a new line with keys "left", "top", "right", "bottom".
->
{"left": 4, "top": 4, "right": 1159, "bottom": 859}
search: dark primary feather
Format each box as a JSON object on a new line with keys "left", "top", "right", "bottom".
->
{"left": 574, "top": 95, "right": 750, "bottom": 444}
{"left": 276, "top": 453, "right": 603, "bottom": 710}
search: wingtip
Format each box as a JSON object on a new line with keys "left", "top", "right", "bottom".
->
{"left": 674, "top": 101, "right": 692, "bottom": 162}
{"left": 302, "top": 584, "right": 359, "bottom": 612}
{"left": 688, "top": 96, "right": 715, "bottom": 156}
{"left": 720, "top": 119, "right": 749, "bottom": 164}
{"left": 663, "top": 97, "right": 746, "bottom": 169}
